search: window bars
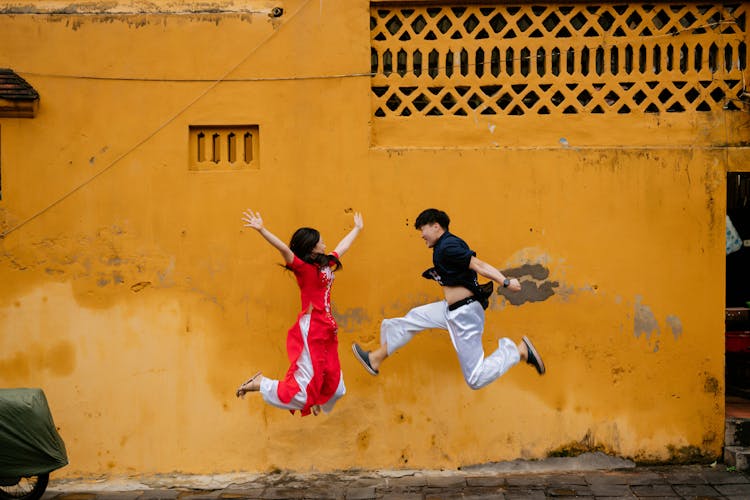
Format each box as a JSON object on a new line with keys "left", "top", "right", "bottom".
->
{"left": 370, "top": 3, "right": 748, "bottom": 117}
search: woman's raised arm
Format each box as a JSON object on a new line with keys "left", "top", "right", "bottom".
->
{"left": 333, "top": 212, "right": 364, "bottom": 258}
{"left": 242, "top": 209, "right": 295, "bottom": 264}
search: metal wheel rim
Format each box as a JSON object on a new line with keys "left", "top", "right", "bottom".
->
{"left": 0, "top": 476, "right": 40, "bottom": 498}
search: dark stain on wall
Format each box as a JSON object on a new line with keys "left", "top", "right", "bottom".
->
{"left": 547, "top": 430, "right": 609, "bottom": 457}
{"left": 665, "top": 445, "right": 717, "bottom": 464}
{"left": 498, "top": 263, "right": 559, "bottom": 306}
{"left": 703, "top": 373, "right": 720, "bottom": 396}
{"left": 357, "top": 430, "right": 370, "bottom": 451}
{"left": 332, "top": 305, "right": 371, "bottom": 332}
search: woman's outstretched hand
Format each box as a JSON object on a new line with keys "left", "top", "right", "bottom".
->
{"left": 242, "top": 209, "right": 293, "bottom": 262}
{"left": 333, "top": 211, "right": 364, "bottom": 257}
{"left": 242, "top": 209, "right": 264, "bottom": 231}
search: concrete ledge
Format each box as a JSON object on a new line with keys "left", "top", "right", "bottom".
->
{"left": 724, "top": 446, "right": 750, "bottom": 471}
{"left": 726, "top": 417, "right": 750, "bottom": 447}
{"left": 459, "top": 452, "right": 636, "bottom": 474}
{"left": 42, "top": 464, "right": 750, "bottom": 500}
{"left": 47, "top": 453, "right": 636, "bottom": 493}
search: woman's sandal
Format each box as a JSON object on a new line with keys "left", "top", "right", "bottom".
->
{"left": 236, "top": 371, "right": 262, "bottom": 398}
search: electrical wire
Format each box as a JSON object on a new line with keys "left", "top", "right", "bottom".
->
{"left": 0, "top": 0, "right": 313, "bottom": 239}
{"left": 1, "top": 6, "right": 746, "bottom": 239}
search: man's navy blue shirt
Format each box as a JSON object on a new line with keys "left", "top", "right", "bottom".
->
{"left": 422, "top": 231, "right": 479, "bottom": 292}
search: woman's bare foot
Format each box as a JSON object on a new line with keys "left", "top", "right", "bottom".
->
{"left": 236, "top": 371, "right": 262, "bottom": 398}
{"left": 311, "top": 405, "right": 321, "bottom": 416}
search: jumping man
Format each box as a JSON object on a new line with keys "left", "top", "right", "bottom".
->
{"left": 352, "top": 208, "right": 545, "bottom": 389}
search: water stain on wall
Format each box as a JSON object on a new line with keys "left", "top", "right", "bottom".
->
{"left": 634, "top": 296, "right": 660, "bottom": 340}
{"left": 666, "top": 315, "right": 683, "bottom": 340}
{"left": 357, "top": 430, "right": 370, "bottom": 452}
{"left": 547, "top": 429, "right": 609, "bottom": 457}
{"left": 703, "top": 373, "right": 720, "bottom": 396}
{"left": 0, "top": 340, "right": 76, "bottom": 383}
{"left": 394, "top": 411, "right": 412, "bottom": 424}
{"left": 332, "top": 305, "right": 370, "bottom": 332}
{"left": 32, "top": 12, "right": 261, "bottom": 31}
{"left": 0, "top": 226, "right": 176, "bottom": 311}
{"left": 663, "top": 444, "right": 716, "bottom": 464}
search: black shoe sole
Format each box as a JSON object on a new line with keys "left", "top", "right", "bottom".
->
{"left": 522, "top": 336, "right": 546, "bottom": 375}
{"left": 352, "top": 343, "right": 379, "bottom": 376}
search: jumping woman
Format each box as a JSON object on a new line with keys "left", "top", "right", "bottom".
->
{"left": 236, "top": 209, "right": 363, "bottom": 416}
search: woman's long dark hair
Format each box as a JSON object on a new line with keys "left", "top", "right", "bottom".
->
{"left": 288, "top": 227, "right": 342, "bottom": 271}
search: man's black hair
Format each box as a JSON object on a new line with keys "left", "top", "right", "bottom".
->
{"left": 414, "top": 208, "right": 450, "bottom": 230}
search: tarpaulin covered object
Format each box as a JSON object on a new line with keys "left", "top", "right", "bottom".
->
{"left": 0, "top": 389, "right": 67, "bottom": 477}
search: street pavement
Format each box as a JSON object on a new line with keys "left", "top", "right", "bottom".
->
{"left": 41, "top": 453, "right": 750, "bottom": 499}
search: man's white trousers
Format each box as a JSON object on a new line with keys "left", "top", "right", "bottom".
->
{"left": 381, "top": 300, "right": 520, "bottom": 389}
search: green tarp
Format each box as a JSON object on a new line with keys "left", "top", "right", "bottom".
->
{"left": 0, "top": 389, "right": 68, "bottom": 477}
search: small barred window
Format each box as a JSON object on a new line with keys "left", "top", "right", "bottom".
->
{"left": 189, "top": 126, "right": 259, "bottom": 171}
{"left": 370, "top": 3, "right": 747, "bottom": 117}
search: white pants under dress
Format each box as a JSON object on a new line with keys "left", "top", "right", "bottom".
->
{"left": 381, "top": 300, "right": 520, "bottom": 389}
{"left": 259, "top": 314, "right": 346, "bottom": 414}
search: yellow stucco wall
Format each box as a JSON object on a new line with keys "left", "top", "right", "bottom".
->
{"left": 0, "top": 0, "right": 749, "bottom": 476}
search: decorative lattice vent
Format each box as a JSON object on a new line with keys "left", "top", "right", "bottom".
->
{"left": 189, "top": 126, "right": 259, "bottom": 171}
{"left": 370, "top": 3, "right": 747, "bottom": 117}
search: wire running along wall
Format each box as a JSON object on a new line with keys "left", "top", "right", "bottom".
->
{"left": 370, "top": 3, "right": 748, "bottom": 117}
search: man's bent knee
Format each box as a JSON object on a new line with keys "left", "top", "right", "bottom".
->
{"left": 464, "top": 374, "right": 489, "bottom": 390}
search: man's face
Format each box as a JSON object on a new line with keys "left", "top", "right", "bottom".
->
{"left": 418, "top": 222, "right": 444, "bottom": 248}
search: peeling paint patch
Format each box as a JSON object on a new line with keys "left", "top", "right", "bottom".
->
{"left": 157, "top": 258, "right": 176, "bottom": 286}
{"left": 331, "top": 305, "right": 371, "bottom": 331}
{"left": 505, "top": 263, "right": 549, "bottom": 280}
{"left": 634, "top": 296, "right": 660, "bottom": 340}
{"left": 130, "top": 281, "right": 151, "bottom": 292}
{"left": 666, "top": 315, "right": 682, "bottom": 340}
{"left": 498, "top": 263, "right": 559, "bottom": 306}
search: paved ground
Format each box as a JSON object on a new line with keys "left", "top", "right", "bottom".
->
{"left": 40, "top": 454, "right": 750, "bottom": 499}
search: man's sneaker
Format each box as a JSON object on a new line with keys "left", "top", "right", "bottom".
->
{"left": 522, "top": 336, "right": 546, "bottom": 375}
{"left": 352, "top": 343, "right": 379, "bottom": 376}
